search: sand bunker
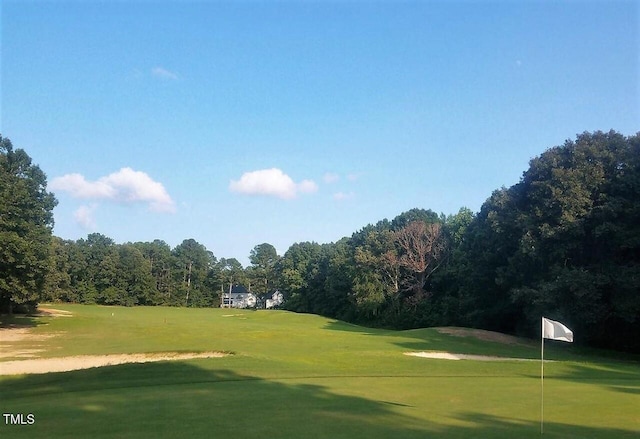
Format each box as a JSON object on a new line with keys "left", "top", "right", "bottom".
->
{"left": 1, "top": 309, "right": 229, "bottom": 375}
{"left": 0, "top": 352, "right": 229, "bottom": 376}
{"left": 405, "top": 351, "right": 538, "bottom": 362}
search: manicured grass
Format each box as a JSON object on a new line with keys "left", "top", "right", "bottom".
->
{"left": 1, "top": 304, "right": 638, "bottom": 438}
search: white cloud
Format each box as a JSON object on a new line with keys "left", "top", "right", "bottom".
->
{"left": 229, "top": 168, "right": 318, "bottom": 199}
{"left": 74, "top": 204, "right": 98, "bottom": 230}
{"left": 50, "top": 173, "right": 114, "bottom": 198}
{"left": 103, "top": 168, "right": 175, "bottom": 212}
{"left": 298, "top": 179, "right": 319, "bottom": 194}
{"left": 51, "top": 167, "right": 176, "bottom": 213}
{"left": 333, "top": 191, "right": 355, "bottom": 201}
{"left": 323, "top": 172, "right": 340, "bottom": 184}
{"left": 346, "top": 173, "right": 361, "bottom": 181}
{"left": 151, "top": 66, "right": 179, "bottom": 80}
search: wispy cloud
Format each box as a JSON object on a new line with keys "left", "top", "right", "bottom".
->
{"left": 298, "top": 179, "right": 319, "bottom": 194}
{"left": 151, "top": 66, "right": 179, "bottom": 80}
{"left": 73, "top": 204, "right": 98, "bottom": 230}
{"left": 323, "top": 172, "right": 361, "bottom": 183}
{"left": 51, "top": 167, "right": 176, "bottom": 213}
{"left": 229, "top": 168, "right": 318, "bottom": 200}
{"left": 323, "top": 172, "right": 340, "bottom": 184}
{"left": 333, "top": 191, "right": 355, "bottom": 201}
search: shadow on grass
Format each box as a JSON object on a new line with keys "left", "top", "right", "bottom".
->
{"left": 325, "top": 320, "right": 540, "bottom": 358}
{"left": 0, "top": 314, "right": 47, "bottom": 329}
{"left": 449, "top": 412, "right": 638, "bottom": 439}
{"left": 323, "top": 319, "right": 382, "bottom": 332}
{"left": 535, "top": 361, "right": 640, "bottom": 397}
{"left": 1, "top": 361, "right": 637, "bottom": 438}
{"left": 325, "top": 320, "right": 640, "bottom": 364}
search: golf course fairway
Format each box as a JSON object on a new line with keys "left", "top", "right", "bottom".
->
{"left": 1, "top": 304, "right": 638, "bottom": 438}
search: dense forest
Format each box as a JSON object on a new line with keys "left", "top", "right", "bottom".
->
{"left": 1, "top": 131, "right": 639, "bottom": 352}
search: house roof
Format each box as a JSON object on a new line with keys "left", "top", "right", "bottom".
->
{"left": 227, "top": 286, "right": 282, "bottom": 299}
{"left": 230, "top": 285, "right": 248, "bottom": 294}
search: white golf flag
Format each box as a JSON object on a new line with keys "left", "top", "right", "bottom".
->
{"left": 542, "top": 317, "right": 573, "bottom": 342}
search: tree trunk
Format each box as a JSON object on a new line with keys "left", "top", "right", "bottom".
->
{"left": 417, "top": 271, "right": 426, "bottom": 292}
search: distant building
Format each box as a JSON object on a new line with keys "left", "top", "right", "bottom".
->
{"left": 265, "top": 290, "right": 284, "bottom": 309}
{"left": 221, "top": 285, "right": 257, "bottom": 309}
{"left": 221, "top": 285, "right": 284, "bottom": 309}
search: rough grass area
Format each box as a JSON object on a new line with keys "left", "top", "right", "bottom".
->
{"left": 1, "top": 304, "right": 638, "bottom": 438}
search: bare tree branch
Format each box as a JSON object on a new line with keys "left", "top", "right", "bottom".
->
{"left": 395, "top": 221, "right": 446, "bottom": 294}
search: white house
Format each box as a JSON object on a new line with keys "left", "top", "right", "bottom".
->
{"left": 221, "top": 286, "right": 284, "bottom": 309}
{"left": 221, "top": 285, "right": 257, "bottom": 309}
{"left": 265, "top": 290, "right": 284, "bottom": 309}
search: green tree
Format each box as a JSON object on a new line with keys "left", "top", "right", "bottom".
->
{"left": 352, "top": 229, "right": 399, "bottom": 318}
{"left": 430, "top": 207, "right": 475, "bottom": 326}
{"left": 64, "top": 238, "right": 93, "bottom": 303}
{"left": 172, "top": 239, "right": 216, "bottom": 307}
{"left": 455, "top": 131, "right": 640, "bottom": 351}
{"left": 279, "top": 240, "right": 354, "bottom": 320}
{"left": 133, "top": 240, "right": 173, "bottom": 304}
{"left": 508, "top": 131, "right": 640, "bottom": 349}
{"left": 277, "top": 242, "right": 323, "bottom": 308}
{"left": 322, "top": 239, "right": 356, "bottom": 320}
{"left": 43, "top": 237, "right": 72, "bottom": 303}
{"left": 116, "top": 244, "right": 156, "bottom": 305}
{"left": 249, "top": 243, "right": 279, "bottom": 295}
{"left": 0, "top": 136, "right": 57, "bottom": 313}
{"left": 218, "top": 258, "right": 245, "bottom": 287}
{"left": 390, "top": 208, "right": 439, "bottom": 230}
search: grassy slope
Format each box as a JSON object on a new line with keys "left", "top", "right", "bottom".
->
{"left": 1, "top": 304, "right": 638, "bottom": 438}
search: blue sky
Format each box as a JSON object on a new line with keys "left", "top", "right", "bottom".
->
{"left": 2, "top": 0, "right": 638, "bottom": 266}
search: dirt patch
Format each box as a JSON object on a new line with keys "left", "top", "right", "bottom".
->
{"left": 0, "top": 328, "right": 63, "bottom": 343}
{"left": 434, "top": 327, "right": 531, "bottom": 346}
{"left": 404, "top": 351, "right": 538, "bottom": 362}
{"left": 0, "top": 328, "right": 65, "bottom": 360}
{"left": 35, "top": 308, "right": 73, "bottom": 317}
{"left": 0, "top": 348, "right": 46, "bottom": 359}
{"left": 1, "top": 307, "right": 71, "bottom": 359}
{"left": 0, "top": 352, "right": 229, "bottom": 375}
{"left": 1, "top": 327, "right": 37, "bottom": 343}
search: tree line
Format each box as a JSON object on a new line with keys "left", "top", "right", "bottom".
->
{"left": 1, "top": 131, "right": 639, "bottom": 352}
{"left": 45, "top": 236, "right": 279, "bottom": 308}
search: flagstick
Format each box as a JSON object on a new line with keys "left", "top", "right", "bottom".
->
{"left": 541, "top": 321, "right": 545, "bottom": 435}
{"left": 540, "top": 316, "right": 574, "bottom": 435}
